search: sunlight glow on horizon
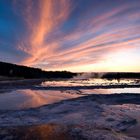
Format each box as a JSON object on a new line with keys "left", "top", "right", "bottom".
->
{"left": 44, "top": 48, "right": 140, "bottom": 72}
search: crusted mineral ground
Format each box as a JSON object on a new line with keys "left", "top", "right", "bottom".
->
{"left": 0, "top": 93, "right": 140, "bottom": 140}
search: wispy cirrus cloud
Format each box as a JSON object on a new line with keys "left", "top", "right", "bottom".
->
{"left": 14, "top": 0, "right": 71, "bottom": 65}
{"left": 1, "top": 0, "right": 140, "bottom": 72}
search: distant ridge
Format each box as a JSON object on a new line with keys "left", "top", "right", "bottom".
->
{"left": 0, "top": 61, "right": 76, "bottom": 79}
{"left": 102, "top": 72, "right": 140, "bottom": 79}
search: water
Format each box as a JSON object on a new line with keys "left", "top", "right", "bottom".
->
{"left": 0, "top": 89, "right": 81, "bottom": 110}
{"left": 81, "top": 88, "right": 140, "bottom": 95}
{"left": 41, "top": 78, "right": 140, "bottom": 87}
{"left": 0, "top": 87, "right": 140, "bottom": 110}
{"left": 0, "top": 78, "right": 140, "bottom": 110}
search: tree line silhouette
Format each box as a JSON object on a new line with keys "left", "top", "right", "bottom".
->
{"left": 0, "top": 61, "right": 76, "bottom": 79}
{"left": 102, "top": 72, "right": 140, "bottom": 79}
{"left": 0, "top": 61, "right": 140, "bottom": 79}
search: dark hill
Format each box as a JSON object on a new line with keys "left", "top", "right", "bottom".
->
{"left": 102, "top": 72, "right": 140, "bottom": 79}
{"left": 0, "top": 61, "right": 76, "bottom": 79}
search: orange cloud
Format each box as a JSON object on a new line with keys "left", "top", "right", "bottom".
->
{"left": 15, "top": 0, "right": 71, "bottom": 66}
{"left": 14, "top": 1, "right": 140, "bottom": 72}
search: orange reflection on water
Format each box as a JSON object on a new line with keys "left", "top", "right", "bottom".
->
{"left": 0, "top": 89, "right": 81, "bottom": 110}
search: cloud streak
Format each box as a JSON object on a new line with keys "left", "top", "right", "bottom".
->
{"left": 0, "top": 0, "right": 140, "bottom": 72}
{"left": 15, "top": 0, "right": 71, "bottom": 65}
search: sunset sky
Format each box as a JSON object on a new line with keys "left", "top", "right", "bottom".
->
{"left": 0, "top": 0, "right": 140, "bottom": 72}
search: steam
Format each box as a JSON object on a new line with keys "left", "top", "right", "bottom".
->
{"left": 73, "top": 73, "right": 105, "bottom": 80}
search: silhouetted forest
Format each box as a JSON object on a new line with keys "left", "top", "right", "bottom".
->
{"left": 1, "top": 61, "right": 140, "bottom": 79}
{"left": 0, "top": 61, "right": 76, "bottom": 79}
{"left": 102, "top": 72, "right": 140, "bottom": 79}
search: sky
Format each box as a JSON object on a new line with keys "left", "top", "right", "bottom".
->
{"left": 0, "top": 0, "right": 140, "bottom": 72}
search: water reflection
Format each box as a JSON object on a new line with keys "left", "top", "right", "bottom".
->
{"left": 0, "top": 124, "right": 73, "bottom": 140}
{"left": 41, "top": 78, "right": 139, "bottom": 87}
{"left": 81, "top": 88, "right": 140, "bottom": 95}
{"left": 0, "top": 90, "right": 81, "bottom": 110}
{"left": 0, "top": 78, "right": 140, "bottom": 110}
{"left": 1, "top": 87, "right": 140, "bottom": 110}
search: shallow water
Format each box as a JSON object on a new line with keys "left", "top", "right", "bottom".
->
{"left": 41, "top": 78, "right": 140, "bottom": 87}
{"left": 0, "top": 78, "right": 140, "bottom": 110}
{"left": 0, "top": 79, "right": 140, "bottom": 140}
{"left": 81, "top": 88, "right": 140, "bottom": 95}
{"left": 0, "top": 89, "right": 81, "bottom": 110}
{"left": 0, "top": 87, "right": 140, "bottom": 110}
